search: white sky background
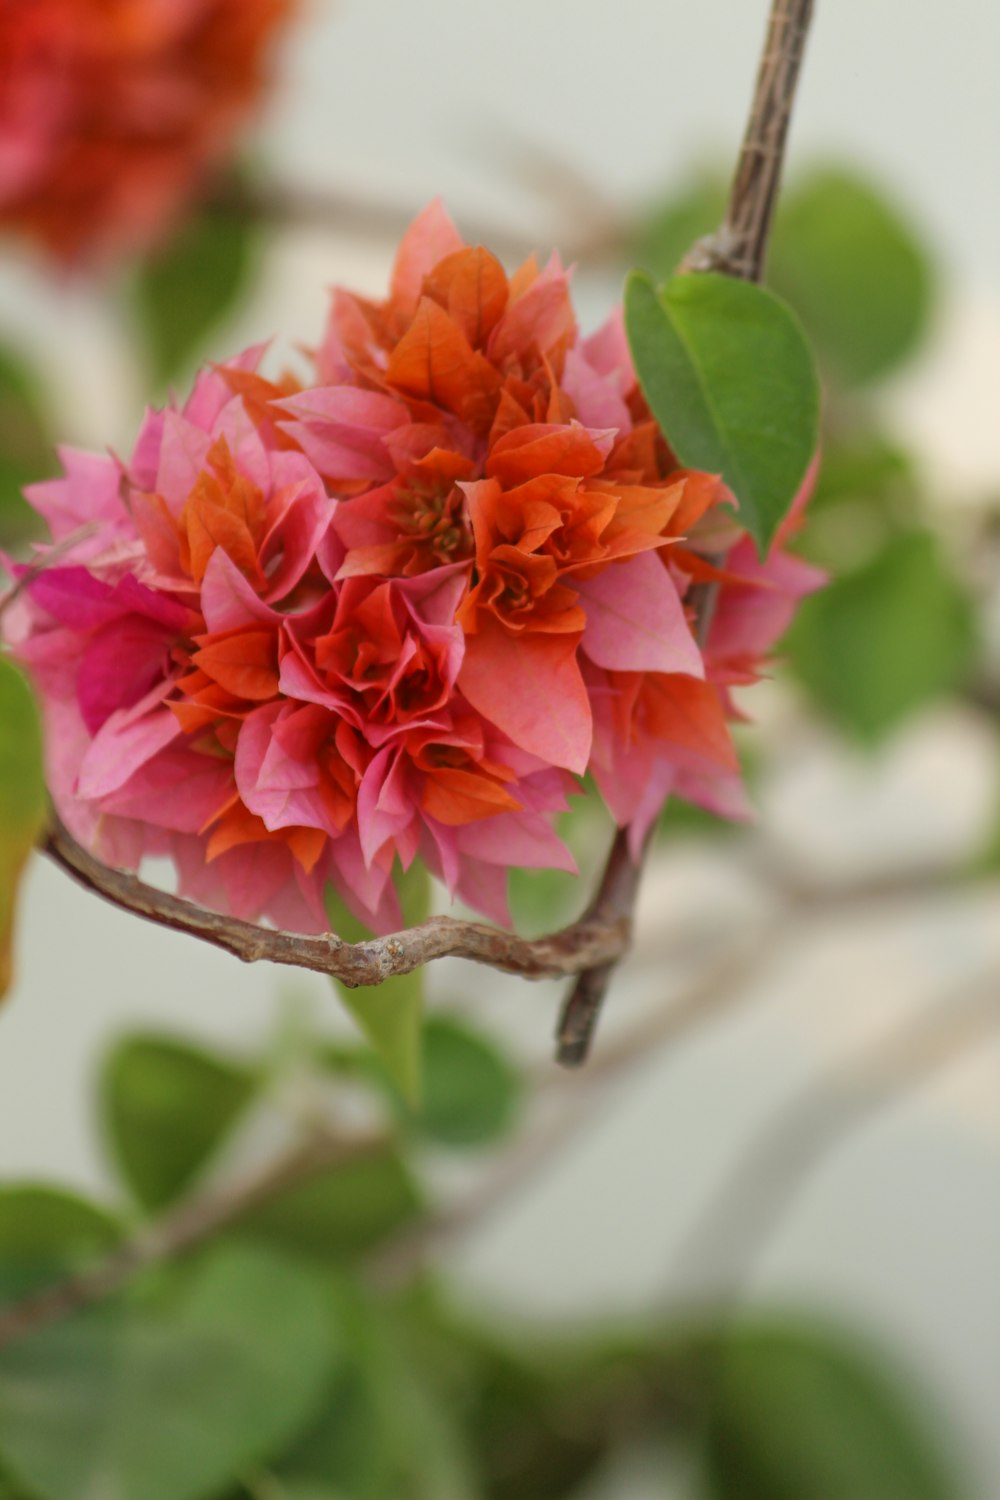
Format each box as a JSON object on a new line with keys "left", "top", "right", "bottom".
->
{"left": 0, "top": 3, "right": 998, "bottom": 1497}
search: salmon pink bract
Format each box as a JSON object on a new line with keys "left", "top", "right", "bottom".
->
{"left": 2, "top": 203, "right": 823, "bottom": 934}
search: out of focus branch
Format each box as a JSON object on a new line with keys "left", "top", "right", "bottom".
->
{"left": 666, "top": 964, "right": 1000, "bottom": 1295}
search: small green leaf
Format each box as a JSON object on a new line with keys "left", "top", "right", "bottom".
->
{"left": 233, "top": 1147, "right": 421, "bottom": 1264}
{"left": 771, "top": 167, "right": 934, "bottom": 387}
{"left": 695, "top": 1319, "right": 963, "bottom": 1500}
{"left": 101, "top": 1033, "right": 258, "bottom": 1211}
{"left": 0, "top": 658, "right": 47, "bottom": 999}
{"left": 0, "top": 1244, "right": 334, "bottom": 1500}
{"left": 325, "top": 863, "right": 431, "bottom": 1106}
{"left": 416, "top": 1015, "right": 521, "bottom": 1148}
{"left": 784, "top": 529, "right": 977, "bottom": 742}
{"left": 0, "top": 349, "right": 51, "bottom": 545}
{"left": 133, "top": 199, "right": 257, "bottom": 388}
{"left": 624, "top": 270, "right": 820, "bottom": 556}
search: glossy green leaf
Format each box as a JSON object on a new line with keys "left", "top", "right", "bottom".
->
{"left": 325, "top": 863, "right": 431, "bottom": 1106}
{"left": 133, "top": 202, "right": 257, "bottom": 387}
{"left": 0, "top": 659, "right": 47, "bottom": 999}
{"left": 233, "top": 1147, "right": 421, "bottom": 1263}
{"left": 101, "top": 1033, "right": 258, "bottom": 1211}
{"left": 771, "top": 167, "right": 933, "bottom": 386}
{"left": 0, "top": 1244, "right": 334, "bottom": 1500}
{"left": 696, "top": 1320, "right": 962, "bottom": 1500}
{"left": 785, "top": 529, "right": 977, "bottom": 742}
{"left": 0, "top": 349, "right": 51, "bottom": 545}
{"left": 414, "top": 1015, "right": 521, "bottom": 1148}
{"left": 624, "top": 270, "right": 820, "bottom": 556}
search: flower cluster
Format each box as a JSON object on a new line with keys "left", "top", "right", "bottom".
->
{"left": 3, "top": 203, "right": 822, "bottom": 934}
{"left": 0, "top": 0, "right": 294, "bottom": 264}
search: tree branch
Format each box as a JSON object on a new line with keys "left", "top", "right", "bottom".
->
{"left": 42, "top": 810, "right": 634, "bottom": 986}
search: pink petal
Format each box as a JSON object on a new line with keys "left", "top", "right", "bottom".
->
{"left": 156, "top": 412, "right": 212, "bottom": 513}
{"left": 390, "top": 199, "right": 465, "bottom": 319}
{"left": 77, "top": 696, "right": 182, "bottom": 799}
{"left": 458, "top": 622, "right": 592, "bottom": 774}
{"left": 579, "top": 552, "right": 704, "bottom": 677}
{"left": 26, "top": 449, "right": 124, "bottom": 542}
{"left": 560, "top": 347, "right": 632, "bottom": 432}
{"left": 78, "top": 616, "right": 173, "bottom": 733}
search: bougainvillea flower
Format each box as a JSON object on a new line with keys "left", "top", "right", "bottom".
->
{"left": 3, "top": 202, "right": 822, "bottom": 937}
{"left": 0, "top": 0, "right": 295, "bottom": 264}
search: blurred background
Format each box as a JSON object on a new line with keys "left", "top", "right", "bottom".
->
{"left": 0, "top": 2, "right": 998, "bottom": 1498}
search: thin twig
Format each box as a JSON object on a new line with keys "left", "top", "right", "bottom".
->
{"left": 681, "top": 0, "right": 815, "bottom": 283}
{"left": 553, "top": 0, "right": 815, "bottom": 1067}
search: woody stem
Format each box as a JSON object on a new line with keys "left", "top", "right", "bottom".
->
{"left": 554, "top": 0, "right": 816, "bottom": 1068}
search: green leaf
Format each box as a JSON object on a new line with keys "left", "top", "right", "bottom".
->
{"left": 695, "top": 1319, "right": 962, "bottom": 1500}
{"left": 0, "top": 1184, "right": 120, "bottom": 1296}
{"left": 771, "top": 167, "right": 934, "bottom": 387}
{"left": 414, "top": 1015, "right": 521, "bottom": 1149}
{"left": 320, "top": 1014, "right": 521, "bottom": 1150}
{"left": 325, "top": 863, "right": 431, "bottom": 1106}
{"left": 0, "top": 349, "right": 51, "bottom": 545}
{"left": 271, "top": 1286, "right": 477, "bottom": 1500}
{"left": 0, "top": 1244, "right": 335, "bottom": 1500}
{"left": 133, "top": 200, "right": 257, "bottom": 388}
{"left": 101, "top": 1033, "right": 258, "bottom": 1212}
{"left": 0, "top": 659, "right": 47, "bottom": 999}
{"left": 784, "top": 529, "right": 977, "bottom": 742}
{"left": 624, "top": 270, "right": 820, "bottom": 556}
{"left": 233, "top": 1147, "right": 422, "bottom": 1264}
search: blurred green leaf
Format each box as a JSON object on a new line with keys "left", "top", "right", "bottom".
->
{"left": 635, "top": 173, "right": 728, "bottom": 283}
{"left": 271, "top": 1285, "right": 477, "bottom": 1500}
{"left": 0, "top": 658, "right": 47, "bottom": 1000}
{"left": 414, "top": 1015, "right": 521, "bottom": 1149}
{"left": 811, "top": 435, "right": 916, "bottom": 513}
{"left": 101, "top": 1033, "right": 258, "bottom": 1212}
{"left": 233, "top": 1147, "right": 421, "bottom": 1264}
{"left": 325, "top": 863, "right": 431, "bottom": 1106}
{"left": 0, "top": 1184, "right": 120, "bottom": 1296}
{"left": 133, "top": 202, "right": 257, "bottom": 388}
{"left": 771, "top": 167, "right": 934, "bottom": 387}
{"left": 624, "top": 271, "right": 820, "bottom": 557}
{"left": 0, "top": 1243, "right": 334, "bottom": 1500}
{"left": 0, "top": 348, "right": 51, "bottom": 545}
{"left": 320, "top": 1015, "right": 520, "bottom": 1151}
{"left": 784, "top": 529, "right": 977, "bottom": 741}
{"left": 695, "top": 1319, "right": 962, "bottom": 1500}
